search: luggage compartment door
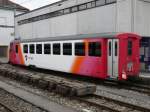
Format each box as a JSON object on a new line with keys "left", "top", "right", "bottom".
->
{"left": 107, "top": 39, "right": 119, "bottom": 78}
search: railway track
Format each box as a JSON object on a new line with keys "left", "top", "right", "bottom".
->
{"left": 0, "top": 64, "right": 150, "bottom": 112}
{"left": 0, "top": 101, "right": 15, "bottom": 112}
{"left": 76, "top": 94, "right": 150, "bottom": 112}
{"left": 99, "top": 80, "right": 150, "bottom": 95}
{"left": 29, "top": 64, "right": 150, "bottom": 95}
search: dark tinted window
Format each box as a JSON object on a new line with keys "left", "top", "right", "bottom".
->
{"left": 23, "top": 44, "right": 28, "bottom": 53}
{"left": 44, "top": 44, "right": 51, "bottom": 54}
{"left": 63, "top": 43, "right": 72, "bottom": 55}
{"left": 75, "top": 42, "right": 85, "bottom": 56}
{"left": 115, "top": 42, "right": 118, "bottom": 56}
{"left": 109, "top": 42, "right": 111, "bottom": 56}
{"left": 36, "top": 44, "right": 42, "bottom": 54}
{"left": 89, "top": 42, "right": 101, "bottom": 57}
{"left": 128, "top": 40, "right": 132, "bottom": 56}
{"left": 53, "top": 43, "right": 61, "bottom": 55}
{"left": 16, "top": 45, "right": 18, "bottom": 53}
{"left": 30, "top": 44, "right": 35, "bottom": 54}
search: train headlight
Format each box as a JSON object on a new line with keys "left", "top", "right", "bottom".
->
{"left": 122, "top": 71, "right": 127, "bottom": 80}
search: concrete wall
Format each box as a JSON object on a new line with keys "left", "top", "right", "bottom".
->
{"left": 134, "top": 0, "right": 150, "bottom": 36}
{"left": 15, "top": 0, "right": 150, "bottom": 40}
{"left": 15, "top": 1, "right": 117, "bottom": 39}
{"left": 0, "top": 9, "right": 14, "bottom": 46}
{"left": 0, "top": 9, "right": 26, "bottom": 59}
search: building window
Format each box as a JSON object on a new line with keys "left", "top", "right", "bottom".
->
{"left": 79, "top": 4, "right": 87, "bottom": 10}
{"left": 106, "top": 0, "right": 116, "bottom": 4}
{"left": 63, "top": 43, "right": 72, "bottom": 55}
{"left": 96, "top": 0, "right": 105, "bottom": 6}
{"left": 44, "top": 44, "right": 51, "bottom": 54}
{"left": 30, "top": 44, "right": 35, "bottom": 54}
{"left": 53, "top": 43, "right": 61, "bottom": 55}
{"left": 64, "top": 8, "right": 70, "bottom": 14}
{"left": 89, "top": 42, "right": 101, "bottom": 57}
{"left": 23, "top": 44, "right": 28, "bottom": 53}
{"left": 87, "top": 2, "right": 92, "bottom": 8}
{"left": 16, "top": 45, "right": 18, "bottom": 53}
{"left": 71, "top": 6, "right": 78, "bottom": 12}
{"left": 128, "top": 40, "right": 132, "bottom": 56}
{"left": 36, "top": 44, "right": 42, "bottom": 54}
{"left": 91, "top": 1, "right": 96, "bottom": 7}
{"left": 75, "top": 42, "right": 85, "bottom": 56}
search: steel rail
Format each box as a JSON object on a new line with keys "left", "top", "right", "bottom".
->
{"left": 0, "top": 101, "right": 15, "bottom": 112}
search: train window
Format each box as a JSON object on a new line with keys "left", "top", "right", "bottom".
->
{"left": 30, "top": 44, "right": 35, "bottom": 54}
{"left": 89, "top": 42, "right": 101, "bottom": 57}
{"left": 63, "top": 43, "right": 72, "bottom": 55}
{"left": 53, "top": 43, "right": 61, "bottom": 55}
{"left": 106, "top": 0, "right": 116, "bottom": 4}
{"left": 79, "top": 4, "right": 87, "bottom": 10}
{"left": 64, "top": 8, "right": 70, "bottom": 14}
{"left": 75, "top": 42, "right": 85, "bottom": 56}
{"left": 109, "top": 42, "right": 111, "bottom": 56}
{"left": 96, "top": 0, "right": 105, "bottom": 6}
{"left": 36, "top": 44, "right": 42, "bottom": 54}
{"left": 71, "top": 6, "right": 78, "bottom": 12}
{"left": 44, "top": 44, "right": 51, "bottom": 54}
{"left": 23, "top": 44, "right": 28, "bottom": 53}
{"left": 128, "top": 40, "right": 132, "bottom": 56}
{"left": 115, "top": 42, "right": 118, "bottom": 56}
{"left": 16, "top": 45, "right": 18, "bottom": 53}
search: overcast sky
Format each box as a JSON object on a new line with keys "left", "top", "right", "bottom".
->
{"left": 10, "top": 0, "right": 60, "bottom": 10}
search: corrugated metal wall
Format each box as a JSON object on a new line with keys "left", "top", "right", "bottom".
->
{"left": 140, "top": 37, "right": 150, "bottom": 72}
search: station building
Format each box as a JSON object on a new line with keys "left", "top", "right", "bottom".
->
{"left": 0, "top": 0, "right": 29, "bottom": 61}
{"left": 15, "top": 0, "right": 150, "bottom": 71}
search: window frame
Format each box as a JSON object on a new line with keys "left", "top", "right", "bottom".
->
{"left": 88, "top": 42, "right": 102, "bottom": 57}
{"left": 128, "top": 40, "right": 133, "bottom": 56}
{"left": 16, "top": 45, "right": 18, "bottom": 53}
{"left": 44, "top": 43, "right": 51, "bottom": 54}
{"left": 63, "top": 43, "right": 72, "bottom": 56}
{"left": 23, "top": 44, "right": 28, "bottom": 54}
{"left": 53, "top": 43, "right": 61, "bottom": 55}
{"left": 36, "top": 44, "right": 42, "bottom": 54}
{"left": 75, "top": 42, "right": 85, "bottom": 56}
{"left": 29, "top": 44, "right": 35, "bottom": 54}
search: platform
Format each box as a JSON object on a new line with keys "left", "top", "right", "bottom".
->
{"left": 0, "top": 64, "right": 96, "bottom": 96}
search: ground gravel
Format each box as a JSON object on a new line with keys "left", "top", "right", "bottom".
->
{"left": 0, "top": 89, "right": 46, "bottom": 112}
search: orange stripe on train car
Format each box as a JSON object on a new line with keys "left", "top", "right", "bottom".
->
{"left": 18, "top": 44, "right": 25, "bottom": 65}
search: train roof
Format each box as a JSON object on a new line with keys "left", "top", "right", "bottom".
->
{"left": 17, "top": 32, "right": 139, "bottom": 43}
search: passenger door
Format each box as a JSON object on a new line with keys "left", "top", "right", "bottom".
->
{"left": 107, "top": 39, "right": 119, "bottom": 78}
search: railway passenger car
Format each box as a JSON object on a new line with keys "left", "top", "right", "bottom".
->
{"left": 9, "top": 33, "right": 141, "bottom": 80}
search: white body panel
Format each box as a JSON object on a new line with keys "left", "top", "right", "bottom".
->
{"left": 21, "top": 40, "right": 83, "bottom": 72}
